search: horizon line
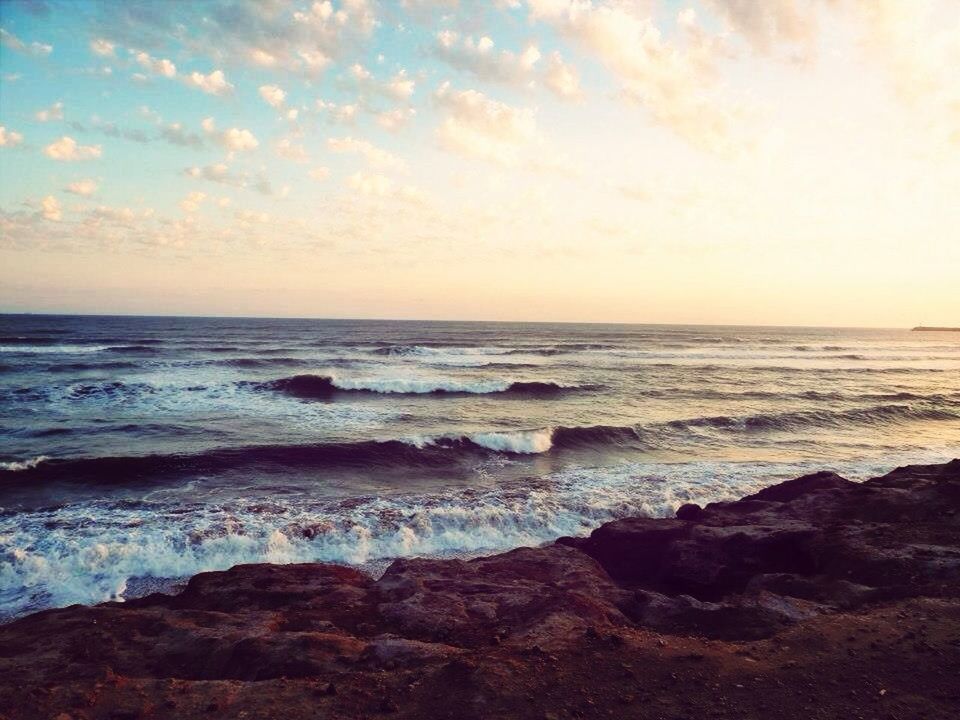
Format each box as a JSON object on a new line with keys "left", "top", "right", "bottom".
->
{"left": 0, "top": 310, "right": 919, "bottom": 331}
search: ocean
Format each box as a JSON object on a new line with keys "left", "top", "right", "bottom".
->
{"left": 1, "top": 315, "right": 958, "bottom": 620}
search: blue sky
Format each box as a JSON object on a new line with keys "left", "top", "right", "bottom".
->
{"left": 1, "top": 0, "right": 959, "bottom": 325}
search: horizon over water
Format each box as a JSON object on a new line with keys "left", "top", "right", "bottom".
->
{"left": 1, "top": 314, "right": 959, "bottom": 620}
{"left": 0, "top": 310, "right": 940, "bottom": 328}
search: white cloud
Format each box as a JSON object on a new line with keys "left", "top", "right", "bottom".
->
{"left": 221, "top": 127, "right": 259, "bottom": 152}
{"left": 297, "top": 49, "right": 332, "bottom": 73}
{"left": 275, "top": 137, "right": 309, "bottom": 162}
{"left": 179, "top": 191, "right": 207, "bottom": 213}
{"left": 134, "top": 50, "right": 176, "bottom": 77}
{"left": 433, "top": 81, "right": 537, "bottom": 165}
{"left": 0, "top": 126, "right": 24, "bottom": 147}
{"left": 250, "top": 48, "right": 278, "bottom": 67}
{"left": 41, "top": 196, "right": 62, "bottom": 221}
{"left": 0, "top": 28, "right": 52, "bottom": 57}
{"left": 433, "top": 30, "right": 541, "bottom": 85}
{"left": 43, "top": 136, "right": 103, "bottom": 161}
{"left": 317, "top": 99, "right": 359, "bottom": 125}
{"left": 202, "top": 119, "right": 259, "bottom": 153}
{"left": 187, "top": 163, "right": 233, "bottom": 182}
{"left": 527, "top": 0, "right": 738, "bottom": 151}
{"left": 543, "top": 52, "right": 581, "bottom": 99}
{"left": 327, "top": 136, "right": 405, "bottom": 170}
{"left": 309, "top": 166, "right": 331, "bottom": 181}
{"left": 349, "top": 63, "right": 415, "bottom": 100}
{"left": 87, "top": 205, "right": 148, "bottom": 223}
{"left": 65, "top": 179, "right": 99, "bottom": 196}
{"left": 90, "top": 38, "right": 115, "bottom": 57}
{"left": 35, "top": 101, "right": 65, "bottom": 122}
{"left": 377, "top": 107, "right": 416, "bottom": 131}
{"left": 259, "top": 84, "right": 287, "bottom": 108}
{"left": 186, "top": 69, "right": 233, "bottom": 95}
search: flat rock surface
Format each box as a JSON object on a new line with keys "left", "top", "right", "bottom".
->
{"left": 2, "top": 460, "right": 960, "bottom": 719}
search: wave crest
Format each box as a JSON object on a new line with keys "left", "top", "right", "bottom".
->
{"left": 258, "top": 374, "right": 580, "bottom": 397}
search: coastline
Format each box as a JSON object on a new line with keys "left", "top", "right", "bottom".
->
{"left": 2, "top": 459, "right": 959, "bottom": 719}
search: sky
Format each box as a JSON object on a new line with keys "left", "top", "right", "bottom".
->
{"left": 0, "top": 0, "right": 958, "bottom": 327}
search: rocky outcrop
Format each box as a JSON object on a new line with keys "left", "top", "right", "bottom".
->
{"left": 2, "top": 460, "right": 959, "bottom": 719}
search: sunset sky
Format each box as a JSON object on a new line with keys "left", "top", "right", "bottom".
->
{"left": 1, "top": 0, "right": 958, "bottom": 326}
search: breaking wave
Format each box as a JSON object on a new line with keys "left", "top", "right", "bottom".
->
{"left": 0, "top": 456, "right": 49, "bottom": 472}
{"left": 257, "top": 374, "right": 582, "bottom": 398}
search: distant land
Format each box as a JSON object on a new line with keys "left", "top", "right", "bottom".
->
{"left": 912, "top": 326, "right": 960, "bottom": 331}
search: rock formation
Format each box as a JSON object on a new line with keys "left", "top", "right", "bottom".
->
{"left": 2, "top": 460, "right": 959, "bottom": 719}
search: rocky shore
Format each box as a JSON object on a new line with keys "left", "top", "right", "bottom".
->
{"left": 2, "top": 460, "right": 959, "bottom": 719}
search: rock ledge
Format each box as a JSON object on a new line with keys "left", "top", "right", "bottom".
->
{"left": 2, "top": 460, "right": 959, "bottom": 719}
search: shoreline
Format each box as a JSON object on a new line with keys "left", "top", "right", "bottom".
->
{"left": 2, "top": 459, "right": 959, "bottom": 718}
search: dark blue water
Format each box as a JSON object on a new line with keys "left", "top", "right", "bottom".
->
{"left": 2, "top": 314, "right": 958, "bottom": 619}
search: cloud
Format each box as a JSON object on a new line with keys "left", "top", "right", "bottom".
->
{"left": 160, "top": 123, "right": 203, "bottom": 148}
{"left": 179, "top": 191, "right": 207, "bottom": 213}
{"left": 432, "top": 30, "right": 541, "bottom": 85}
{"left": 433, "top": 81, "right": 537, "bottom": 165}
{"left": 328, "top": 136, "right": 405, "bottom": 170}
{"left": 275, "top": 136, "right": 309, "bottom": 162}
{"left": 41, "top": 196, "right": 62, "bottom": 221}
{"left": 94, "top": 0, "right": 370, "bottom": 81}
{"left": 221, "top": 127, "right": 258, "bottom": 152}
{"left": 348, "top": 63, "right": 415, "bottom": 100}
{"left": 377, "top": 107, "right": 416, "bottom": 131}
{"left": 527, "top": 0, "right": 739, "bottom": 152}
{"left": 201, "top": 118, "right": 259, "bottom": 152}
{"left": 185, "top": 69, "right": 233, "bottom": 95}
{"left": 296, "top": 49, "right": 332, "bottom": 74}
{"left": 309, "top": 166, "right": 331, "bottom": 181}
{"left": 849, "top": 0, "right": 960, "bottom": 144}
{"left": 43, "top": 136, "right": 103, "bottom": 161}
{"left": 316, "top": 98, "right": 360, "bottom": 125}
{"left": 35, "top": 101, "right": 64, "bottom": 122}
{"left": 249, "top": 48, "right": 278, "bottom": 67}
{"left": 83, "top": 205, "right": 155, "bottom": 227}
{"left": 89, "top": 38, "right": 115, "bottom": 57}
{"left": 68, "top": 119, "right": 150, "bottom": 144}
{"left": 160, "top": 122, "right": 205, "bottom": 148}
{"left": 702, "top": 0, "right": 817, "bottom": 56}
{"left": 543, "top": 52, "right": 581, "bottom": 99}
{"left": 0, "top": 27, "right": 52, "bottom": 56}
{"left": 0, "top": 126, "right": 24, "bottom": 147}
{"left": 134, "top": 50, "right": 176, "bottom": 77}
{"left": 65, "top": 179, "right": 99, "bottom": 196}
{"left": 347, "top": 171, "right": 428, "bottom": 205}
{"left": 259, "top": 84, "right": 286, "bottom": 108}
{"left": 185, "top": 163, "right": 273, "bottom": 195}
